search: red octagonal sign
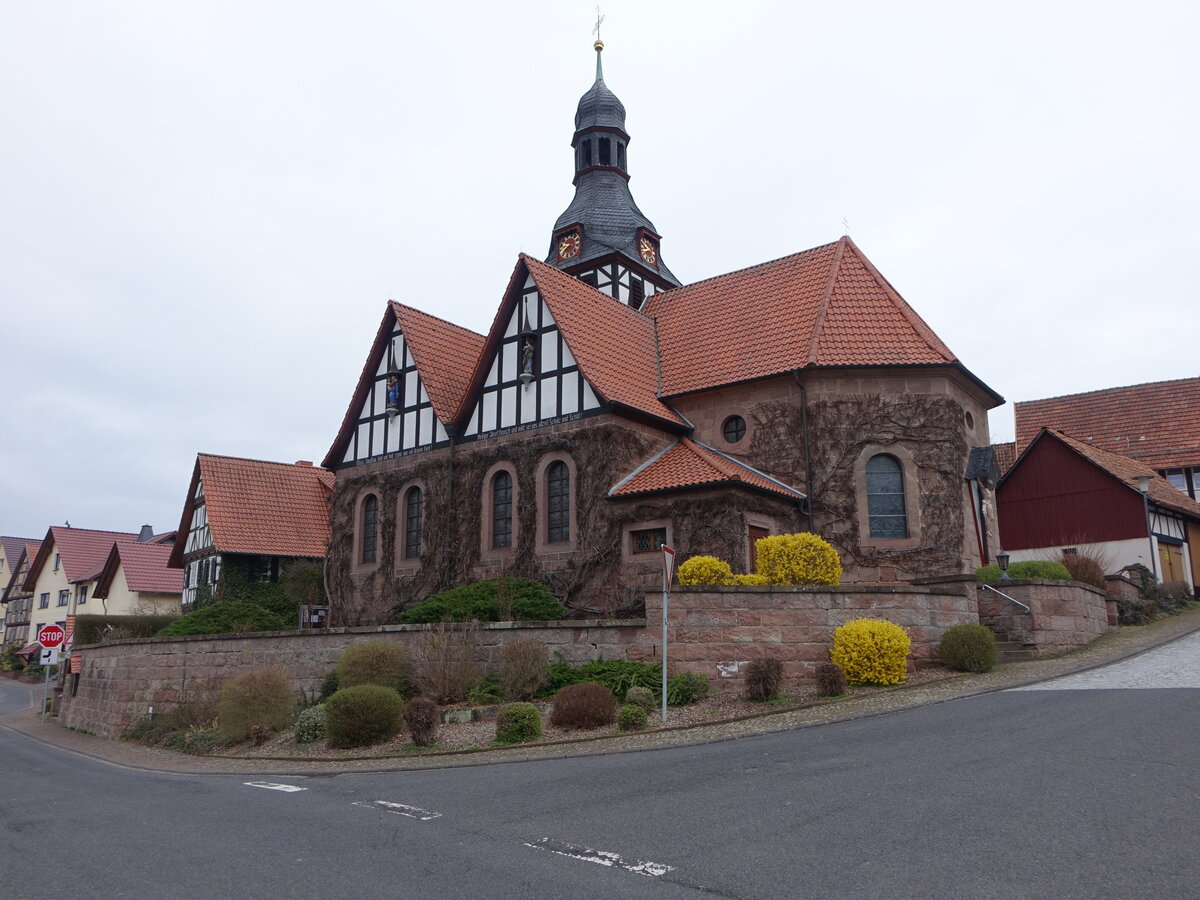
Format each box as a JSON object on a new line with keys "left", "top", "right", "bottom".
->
{"left": 37, "top": 625, "right": 65, "bottom": 648}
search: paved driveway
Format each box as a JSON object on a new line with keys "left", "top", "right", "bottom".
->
{"left": 1011, "top": 630, "right": 1200, "bottom": 691}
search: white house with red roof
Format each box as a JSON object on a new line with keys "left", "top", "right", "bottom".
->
{"left": 92, "top": 541, "right": 183, "bottom": 616}
{"left": 322, "top": 41, "right": 1004, "bottom": 624}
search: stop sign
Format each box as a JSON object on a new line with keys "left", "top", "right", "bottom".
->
{"left": 37, "top": 624, "right": 65, "bottom": 648}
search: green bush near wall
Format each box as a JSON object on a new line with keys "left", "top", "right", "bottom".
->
{"left": 156, "top": 602, "right": 286, "bottom": 637}
{"left": 976, "top": 561, "right": 1072, "bottom": 583}
{"left": 74, "top": 615, "right": 181, "bottom": 645}
{"left": 396, "top": 578, "right": 566, "bottom": 624}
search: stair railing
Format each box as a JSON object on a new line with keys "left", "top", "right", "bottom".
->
{"left": 981, "top": 582, "right": 1031, "bottom": 613}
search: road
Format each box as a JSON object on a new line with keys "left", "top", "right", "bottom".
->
{"left": 2, "top": 637, "right": 1198, "bottom": 899}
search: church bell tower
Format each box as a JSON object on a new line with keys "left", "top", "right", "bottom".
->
{"left": 546, "top": 39, "right": 680, "bottom": 310}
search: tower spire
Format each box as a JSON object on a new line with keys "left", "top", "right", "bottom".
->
{"left": 593, "top": 7, "right": 605, "bottom": 81}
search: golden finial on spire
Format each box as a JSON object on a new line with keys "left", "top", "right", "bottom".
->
{"left": 593, "top": 5, "right": 605, "bottom": 52}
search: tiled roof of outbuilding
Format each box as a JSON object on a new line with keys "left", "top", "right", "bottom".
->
{"left": 610, "top": 438, "right": 805, "bottom": 500}
{"left": 1015, "top": 377, "right": 1200, "bottom": 469}
{"left": 94, "top": 542, "right": 183, "bottom": 598}
{"left": 644, "top": 236, "right": 974, "bottom": 398}
{"left": 993, "top": 442, "right": 1017, "bottom": 475}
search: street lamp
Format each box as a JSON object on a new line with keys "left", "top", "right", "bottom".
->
{"left": 996, "top": 549, "right": 1011, "bottom": 580}
{"left": 1136, "top": 475, "right": 1158, "bottom": 582}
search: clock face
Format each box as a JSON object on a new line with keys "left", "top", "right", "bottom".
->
{"left": 639, "top": 236, "right": 657, "bottom": 265}
{"left": 557, "top": 231, "right": 581, "bottom": 261}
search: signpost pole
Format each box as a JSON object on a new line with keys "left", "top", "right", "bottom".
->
{"left": 42, "top": 664, "right": 49, "bottom": 719}
{"left": 660, "top": 545, "right": 675, "bottom": 724}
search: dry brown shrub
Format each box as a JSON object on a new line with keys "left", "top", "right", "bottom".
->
{"left": 403, "top": 697, "right": 438, "bottom": 746}
{"left": 499, "top": 639, "right": 548, "bottom": 700}
{"left": 744, "top": 658, "right": 783, "bottom": 701}
{"left": 1053, "top": 546, "right": 1110, "bottom": 591}
{"left": 549, "top": 682, "right": 617, "bottom": 729}
{"left": 410, "top": 620, "right": 481, "bottom": 703}
{"left": 816, "top": 662, "right": 848, "bottom": 698}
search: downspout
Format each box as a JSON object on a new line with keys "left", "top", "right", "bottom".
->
{"left": 794, "top": 371, "right": 815, "bottom": 532}
{"left": 444, "top": 422, "right": 460, "bottom": 581}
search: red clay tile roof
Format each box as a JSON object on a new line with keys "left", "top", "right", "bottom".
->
{"left": 192, "top": 454, "right": 334, "bottom": 558}
{"left": 523, "top": 256, "right": 684, "bottom": 426}
{"left": 392, "top": 303, "right": 487, "bottom": 422}
{"left": 1026, "top": 429, "right": 1200, "bottom": 521}
{"left": 610, "top": 438, "right": 805, "bottom": 500}
{"left": 26, "top": 527, "right": 140, "bottom": 589}
{"left": 993, "top": 442, "right": 1017, "bottom": 475}
{"left": 1015, "top": 377, "right": 1200, "bottom": 469}
{"left": 644, "top": 236, "right": 972, "bottom": 398}
{"left": 94, "top": 542, "right": 184, "bottom": 598}
{"left": 2, "top": 541, "right": 41, "bottom": 602}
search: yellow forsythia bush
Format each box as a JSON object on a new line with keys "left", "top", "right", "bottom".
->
{"left": 829, "top": 618, "right": 911, "bottom": 685}
{"left": 727, "top": 573, "right": 771, "bottom": 586}
{"left": 678, "top": 555, "right": 733, "bottom": 586}
{"left": 754, "top": 533, "right": 842, "bottom": 586}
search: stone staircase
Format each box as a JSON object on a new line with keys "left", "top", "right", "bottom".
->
{"left": 987, "top": 626, "right": 1038, "bottom": 663}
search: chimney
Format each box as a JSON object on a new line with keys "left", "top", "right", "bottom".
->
{"left": 295, "top": 460, "right": 314, "bottom": 467}
{"left": 137, "top": 525, "right": 154, "bottom": 542}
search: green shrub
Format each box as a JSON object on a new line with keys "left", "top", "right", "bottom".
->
{"left": 618, "top": 703, "right": 649, "bottom": 731}
{"left": 976, "top": 561, "right": 1072, "bottom": 583}
{"left": 830, "top": 618, "right": 911, "bottom": 685}
{"left": 216, "top": 667, "right": 296, "bottom": 744}
{"left": 550, "top": 682, "right": 618, "bottom": 729}
{"left": 336, "top": 641, "right": 413, "bottom": 697}
{"left": 938, "top": 624, "right": 997, "bottom": 673}
{"left": 403, "top": 697, "right": 438, "bottom": 747}
{"left": 754, "top": 533, "right": 842, "bottom": 585}
{"left": 666, "top": 671, "right": 710, "bottom": 706}
{"left": 325, "top": 685, "right": 404, "bottom": 748}
{"left": 294, "top": 705, "right": 327, "bottom": 744}
{"left": 466, "top": 675, "right": 503, "bottom": 704}
{"left": 541, "top": 659, "right": 662, "bottom": 700}
{"left": 156, "top": 602, "right": 286, "bottom": 637}
{"left": 495, "top": 702, "right": 542, "bottom": 744}
{"left": 397, "top": 578, "right": 566, "bottom": 624}
{"left": 317, "top": 670, "right": 339, "bottom": 702}
{"left": 744, "top": 658, "right": 783, "bottom": 701}
{"left": 625, "top": 685, "right": 655, "bottom": 712}
{"left": 816, "top": 661, "right": 848, "bottom": 697}
{"left": 74, "top": 614, "right": 180, "bottom": 645}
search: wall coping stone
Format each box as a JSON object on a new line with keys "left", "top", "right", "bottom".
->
{"left": 670, "top": 584, "right": 966, "bottom": 596}
{"left": 978, "top": 578, "right": 1107, "bottom": 598}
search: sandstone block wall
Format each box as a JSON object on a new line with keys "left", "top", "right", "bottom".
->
{"left": 977, "top": 579, "right": 1109, "bottom": 653}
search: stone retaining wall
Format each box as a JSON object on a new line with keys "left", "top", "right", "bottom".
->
{"left": 977, "top": 579, "right": 1109, "bottom": 653}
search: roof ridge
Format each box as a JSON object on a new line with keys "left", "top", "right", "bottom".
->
{"left": 804, "top": 236, "right": 847, "bottom": 365}
{"left": 689, "top": 439, "right": 807, "bottom": 496}
{"left": 1016, "top": 375, "right": 1200, "bottom": 406}
{"left": 51, "top": 526, "right": 138, "bottom": 537}
{"left": 199, "top": 452, "right": 328, "bottom": 471}
{"left": 658, "top": 240, "right": 842, "bottom": 298}
{"left": 523, "top": 255, "right": 657, "bottom": 323}
{"left": 390, "top": 301, "right": 486, "bottom": 339}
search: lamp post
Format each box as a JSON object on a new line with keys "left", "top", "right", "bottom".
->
{"left": 1136, "top": 475, "right": 1158, "bottom": 582}
{"left": 996, "top": 549, "right": 1011, "bottom": 580}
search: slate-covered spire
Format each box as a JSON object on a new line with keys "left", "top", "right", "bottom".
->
{"left": 546, "top": 40, "right": 680, "bottom": 290}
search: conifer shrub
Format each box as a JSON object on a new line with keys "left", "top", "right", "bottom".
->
{"left": 317, "top": 670, "right": 339, "bottom": 702}
{"left": 495, "top": 702, "right": 542, "bottom": 744}
{"left": 156, "top": 602, "right": 286, "bottom": 637}
{"left": 325, "top": 685, "right": 404, "bottom": 748}
{"left": 216, "top": 667, "right": 296, "bottom": 744}
{"left": 294, "top": 704, "right": 327, "bottom": 744}
{"left": 678, "top": 555, "right": 734, "bottom": 586}
{"left": 403, "top": 697, "right": 438, "bottom": 747}
{"left": 625, "top": 685, "right": 655, "bottom": 712}
{"left": 618, "top": 703, "right": 649, "bottom": 731}
{"left": 755, "top": 533, "right": 842, "bottom": 586}
{"left": 541, "top": 659, "right": 662, "bottom": 700}
{"left": 550, "top": 682, "right": 618, "bottom": 729}
{"left": 829, "top": 618, "right": 911, "bottom": 685}
{"left": 744, "top": 658, "right": 783, "bottom": 701}
{"left": 336, "top": 641, "right": 413, "bottom": 697}
{"left": 396, "top": 578, "right": 565, "bottom": 623}
{"left": 816, "top": 662, "right": 849, "bottom": 697}
{"left": 666, "top": 671, "right": 710, "bottom": 706}
{"left": 938, "top": 623, "right": 997, "bottom": 673}
{"left": 499, "top": 639, "right": 549, "bottom": 700}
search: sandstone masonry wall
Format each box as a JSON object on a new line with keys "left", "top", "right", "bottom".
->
{"left": 976, "top": 579, "right": 1109, "bottom": 653}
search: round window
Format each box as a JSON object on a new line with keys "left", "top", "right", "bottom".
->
{"left": 964, "top": 410, "right": 975, "bottom": 431}
{"left": 722, "top": 415, "right": 747, "bottom": 444}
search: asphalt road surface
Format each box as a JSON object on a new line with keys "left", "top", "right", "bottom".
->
{"left": 2, "top": 644, "right": 1198, "bottom": 899}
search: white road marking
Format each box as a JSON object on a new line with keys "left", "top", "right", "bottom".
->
{"left": 244, "top": 782, "right": 307, "bottom": 793}
{"left": 524, "top": 837, "right": 673, "bottom": 877}
{"left": 352, "top": 800, "right": 442, "bottom": 821}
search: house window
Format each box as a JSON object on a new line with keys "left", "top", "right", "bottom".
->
{"left": 77, "top": 585, "right": 88, "bottom": 605}
{"left": 723, "top": 415, "right": 747, "bottom": 444}
{"left": 631, "top": 528, "right": 666, "bottom": 554}
{"left": 39, "top": 592, "right": 49, "bottom": 609}
{"left": 547, "top": 460, "right": 570, "bottom": 543}
{"left": 404, "top": 487, "right": 423, "bottom": 559}
{"left": 58, "top": 589, "right": 69, "bottom": 606}
{"left": 53, "top": 553, "right": 60, "bottom": 572}
{"left": 866, "top": 454, "right": 908, "bottom": 538}
{"left": 492, "top": 471, "right": 513, "bottom": 549}
{"left": 361, "top": 494, "right": 379, "bottom": 564}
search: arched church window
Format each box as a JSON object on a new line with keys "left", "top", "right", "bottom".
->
{"left": 361, "top": 494, "right": 379, "bottom": 564}
{"left": 598, "top": 137, "right": 611, "bottom": 166}
{"left": 492, "top": 471, "right": 513, "bottom": 549}
{"left": 404, "top": 487, "right": 423, "bottom": 559}
{"left": 547, "top": 461, "right": 570, "bottom": 543}
{"left": 866, "top": 455, "right": 908, "bottom": 539}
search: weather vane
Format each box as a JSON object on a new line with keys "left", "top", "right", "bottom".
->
{"left": 593, "top": 6, "right": 605, "bottom": 43}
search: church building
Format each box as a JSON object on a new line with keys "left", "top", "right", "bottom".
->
{"left": 322, "top": 41, "right": 1003, "bottom": 625}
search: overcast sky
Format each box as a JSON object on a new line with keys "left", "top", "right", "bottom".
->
{"left": 2, "top": 1, "right": 1196, "bottom": 540}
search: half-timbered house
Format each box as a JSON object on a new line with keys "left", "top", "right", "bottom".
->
{"left": 323, "top": 42, "right": 1004, "bottom": 624}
